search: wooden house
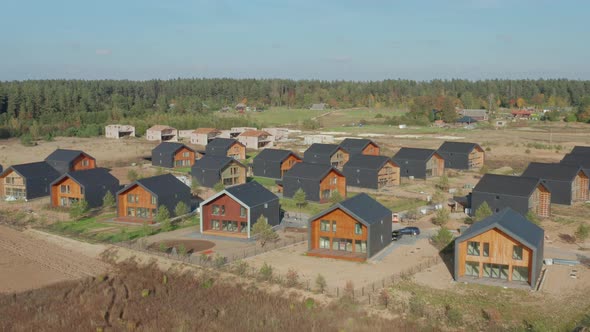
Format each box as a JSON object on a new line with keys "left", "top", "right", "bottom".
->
{"left": 262, "top": 127, "right": 288, "bottom": 141}
{"left": 252, "top": 149, "right": 302, "bottom": 179}
{"left": 105, "top": 124, "right": 135, "bottom": 139}
{"left": 570, "top": 146, "right": 590, "bottom": 156}
{"left": 44, "top": 149, "right": 96, "bottom": 175}
{"left": 200, "top": 181, "right": 280, "bottom": 238}
{"left": 151, "top": 142, "right": 196, "bottom": 168}
{"left": 561, "top": 153, "right": 590, "bottom": 178}
{"left": 191, "top": 155, "right": 246, "bottom": 188}
{"left": 190, "top": 128, "right": 222, "bottom": 146}
{"left": 339, "top": 138, "right": 380, "bottom": 156}
{"left": 392, "top": 148, "right": 444, "bottom": 179}
{"left": 343, "top": 155, "right": 400, "bottom": 190}
{"left": 116, "top": 174, "right": 191, "bottom": 223}
{"left": 205, "top": 138, "right": 246, "bottom": 160}
{"left": 471, "top": 174, "right": 551, "bottom": 218}
{"left": 521, "top": 162, "right": 589, "bottom": 205}
{"left": 280, "top": 162, "right": 346, "bottom": 203}
{"left": 303, "top": 143, "right": 350, "bottom": 169}
{"left": 307, "top": 193, "right": 391, "bottom": 261}
{"left": 459, "top": 109, "right": 488, "bottom": 121}
{"left": 237, "top": 130, "right": 274, "bottom": 150}
{"left": 146, "top": 125, "right": 178, "bottom": 142}
{"left": 454, "top": 208, "right": 544, "bottom": 289}
{"left": 0, "top": 162, "right": 61, "bottom": 201}
{"left": 50, "top": 168, "right": 119, "bottom": 208}
{"left": 437, "top": 141, "right": 485, "bottom": 170}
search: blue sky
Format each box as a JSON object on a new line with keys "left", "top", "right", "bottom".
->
{"left": 1, "top": 0, "right": 589, "bottom": 81}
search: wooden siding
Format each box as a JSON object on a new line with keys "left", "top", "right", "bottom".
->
{"left": 221, "top": 162, "right": 247, "bottom": 186}
{"left": 72, "top": 155, "right": 96, "bottom": 171}
{"left": 529, "top": 185, "right": 551, "bottom": 217}
{"left": 573, "top": 171, "right": 589, "bottom": 202}
{"left": 362, "top": 143, "right": 380, "bottom": 156}
{"left": 173, "top": 147, "right": 196, "bottom": 168}
{"left": 0, "top": 170, "right": 26, "bottom": 199}
{"left": 309, "top": 207, "right": 368, "bottom": 261}
{"left": 318, "top": 170, "right": 347, "bottom": 203}
{"left": 469, "top": 146, "right": 485, "bottom": 169}
{"left": 457, "top": 228, "right": 533, "bottom": 285}
{"left": 51, "top": 177, "right": 83, "bottom": 207}
{"left": 425, "top": 154, "right": 445, "bottom": 177}
{"left": 117, "top": 185, "right": 157, "bottom": 222}
{"left": 280, "top": 154, "right": 302, "bottom": 177}
{"left": 202, "top": 194, "right": 248, "bottom": 238}
{"left": 329, "top": 148, "right": 350, "bottom": 169}
{"left": 227, "top": 143, "right": 246, "bottom": 160}
{"left": 377, "top": 161, "right": 400, "bottom": 188}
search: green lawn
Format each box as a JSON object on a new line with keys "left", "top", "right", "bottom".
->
{"left": 241, "top": 107, "right": 327, "bottom": 126}
{"left": 374, "top": 196, "right": 428, "bottom": 212}
{"left": 279, "top": 197, "right": 330, "bottom": 216}
{"left": 250, "top": 176, "right": 278, "bottom": 188}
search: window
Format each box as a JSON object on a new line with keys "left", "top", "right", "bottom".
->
{"left": 332, "top": 177, "right": 338, "bottom": 185}
{"left": 127, "top": 194, "right": 138, "bottom": 203}
{"left": 5, "top": 177, "right": 15, "bottom": 185}
{"left": 512, "top": 246, "right": 523, "bottom": 260}
{"left": 220, "top": 205, "right": 226, "bottom": 215}
{"left": 126, "top": 207, "right": 135, "bottom": 217}
{"left": 60, "top": 185, "right": 70, "bottom": 194}
{"left": 82, "top": 159, "right": 89, "bottom": 167}
{"left": 467, "top": 241, "right": 480, "bottom": 256}
{"left": 322, "top": 190, "right": 331, "bottom": 199}
{"left": 80, "top": 187, "right": 84, "bottom": 195}
{"left": 212, "top": 205, "right": 219, "bottom": 215}
{"left": 354, "top": 223, "right": 362, "bottom": 235}
{"left": 183, "top": 152, "right": 189, "bottom": 157}
{"left": 465, "top": 261, "right": 479, "bottom": 277}
{"left": 512, "top": 266, "right": 528, "bottom": 282}
{"left": 212, "top": 220, "right": 220, "bottom": 230}
{"left": 332, "top": 221, "right": 337, "bottom": 233}
{"left": 355, "top": 240, "right": 367, "bottom": 253}
{"left": 240, "top": 207, "right": 247, "bottom": 217}
{"left": 483, "top": 264, "right": 508, "bottom": 280}
{"left": 483, "top": 243, "right": 489, "bottom": 257}
{"left": 320, "top": 220, "right": 330, "bottom": 232}
{"left": 319, "top": 237, "right": 330, "bottom": 249}
{"left": 151, "top": 196, "right": 157, "bottom": 205}
{"left": 240, "top": 222, "right": 248, "bottom": 233}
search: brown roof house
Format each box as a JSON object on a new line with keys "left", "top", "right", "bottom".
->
{"left": 237, "top": 130, "right": 274, "bottom": 150}
{"left": 190, "top": 128, "right": 222, "bottom": 146}
{"left": 146, "top": 125, "right": 178, "bottom": 142}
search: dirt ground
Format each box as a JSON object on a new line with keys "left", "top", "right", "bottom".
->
{"left": 0, "top": 225, "right": 109, "bottom": 294}
{"left": 244, "top": 238, "right": 439, "bottom": 290}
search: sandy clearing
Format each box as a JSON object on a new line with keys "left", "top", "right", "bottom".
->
{"left": 0, "top": 226, "right": 109, "bottom": 294}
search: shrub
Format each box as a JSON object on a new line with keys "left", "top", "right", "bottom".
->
{"left": 259, "top": 263, "right": 273, "bottom": 281}
{"left": 437, "top": 174, "right": 450, "bottom": 191}
{"left": 213, "top": 182, "right": 225, "bottom": 192}
{"left": 525, "top": 149, "right": 531, "bottom": 154}
{"left": 409, "top": 296, "right": 426, "bottom": 317}
{"left": 20, "top": 134, "right": 35, "bottom": 147}
{"left": 485, "top": 146, "right": 491, "bottom": 152}
{"left": 474, "top": 202, "right": 493, "bottom": 222}
{"left": 374, "top": 113, "right": 384, "bottom": 118}
{"left": 156, "top": 206, "right": 171, "bottom": 228}
{"left": 301, "top": 119, "right": 320, "bottom": 130}
{"left": 285, "top": 268, "right": 299, "bottom": 287}
{"left": 575, "top": 223, "right": 590, "bottom": 242}
{"left": 445, "top": 304, "right": 462, "bottom": 326}
{"left": 432, "top": 208, "right": 450, "bottom": 226}
{"left": 174, "top": 201, "right": 189, "bottom": 218}
{"left": 304, "top": 298, "right": 315, "bottom": 310}
{"left": 102, "top": 191, "right": 115, "bottom": 209}
{"left": 177, "top": 244, "right": 187, "bottom": 256}
{"left": 233, "top": 260, "right": 249, "bottom": 276}
{"left": 252, "top": 216, "right": 279, "bottom": 247}
{"left": 127, "top": 169, "right": 139, "bottom": 182}
{"left": 329, "top": 191, "right": 343, "bottom": 204}
{"left": 315, "top": 274, "right": 327, "bottom": 293}
{"left": 378, "top": 288, "right": 390, "bottom": 308}
{"left": 191, "top": 179, "right": 202, "bottom": 196}
{"left": 159, "top": 242, "right": 167, "bottom": 252}
{"left": 213, "top": 254, "right": 227, "bottom": 268}
{"left": 431, "top": 227, "right": 453, "bottom": 250}
{"left": 69, "top": 200, "right": 89, "bottom": 220}
{"left": 526, "top": 211, "right": 540, "bottom": 225}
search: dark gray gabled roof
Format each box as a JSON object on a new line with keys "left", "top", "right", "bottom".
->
{"left": 571, "top": 146, "right": 590, "bottom": 155}
{"left": 455, "top": 207, "right": 543, "bottom": 251}
{"left": 5, "top": 161, "right": 60, "bottom": 179}
{"left": 438, "top": 141, "right": 481, "bottom": 154}
{"left": 561, "top": 153, "right": 590, "bottom": 168}
{"left": 45, "top": 149, "right": 94, "bottom": 163}
{"left": 192, "top": 155, "right": 244, "bottom": 171}
{"left": 310, "top": 193, "right": 391, "bottom": 226}
{"left": 206, "top": 138, "right": 241, "bottom": 150}
{"left": 305, "top": 143, "right": 343, "bottom": 156}
{"left": 283, "top": 162, "right": 340, "bottom": 180}
{"left": 339, "top": 138, "right": 377, "bottom": 155}
{"left": 393, "top": 148, "right": 438, "bottom": 161}
{"left": 119, "top": 173, "right": 186, "bottom": 197}
{"left": 522, "top": 162, "right": 586, "bottom": 182}
{"left": 344, "top": 155, "right": 395, "bottom": 170}
{"left": 152, "top": 142, "right": 194, "bottom": 155}
{"left": 254, "top": 148, "right": 299, "bottom": 162}
{"left": 473, "top": 174, "right": 545, "bottom": 197}
{"left": 53, "top": 168, "right": 117, "bottom": 188}
{"left": 225, "top": 181, "right": 278, "bottom": 207}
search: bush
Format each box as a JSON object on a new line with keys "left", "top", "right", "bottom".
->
{"left": 69, "top": 200, "right": 89, "bottom": 220}
{"left": 285, "top": 268, "right": 299, "bottom": 287}
{"left": 156, "top": 206, "right": 171, "bottom": 228}
{"left": 252, "top": 216, "right": 278, "bottom": 247}
{"left": 259, "top": 263, "right": 273, "bottom": 281}
{"left": 445, "top": 304, "right": 462, "bottom": 326}
{"left": 485, "top": 146, "right": 491, "bottom": 152}
{"left": 474, "top": 202, "right": 493, "bottom": 222}
{"left": 127, "top": 169, "right": 139, "bottom": 182}
{"left": 174, "top": 201, "right": 189, "bottom": 218}
{"left": 525, "top": 149, "right": 531, "bottom": 154}
{"left": 526, "top": 211, "right": 540, "bottom": 225}
{"left": 374, "top": 113, "right": 384, "bottom": 118}
{"left": 432, "top": 208, "right": 450, "bottom": 226}
{"left": 213, "top": 182, "right": 225, "bottom": 192}
{"left": 301, "top": 119, "right": 320, "bottom": 130}
{"left": 213, "top": 254, "right": 227, "bottom": 268}
{"left": 177, "top": 244, "right": 187, "bottom": 256}
{"left": 431, "top": 227, "right": 454, "bottom": 250}
{"left": 102, "top": 191, "right": 115, "bottom": 209}
{"left": 233, "top": 260, "right": 249, "bottom": 276}
{"left": 378, "top": 288, "right": 390, "bottom": 308}
{"left": 20, "top": 134, "right": 35, "bottom": 147}
{"left": 329, "top": 191, "right": 343, "bottom": 204}
{"left": 437, "top": 175, "right": 450, "bottom": 191}
{"left": 575, "top": 223, "right": 590, "bottom": 242}
{"left": 315, "top": 274, "right": 327, "bottom": 293}
{"left": 479, "top": 164, "right": 489, "bottom": 175}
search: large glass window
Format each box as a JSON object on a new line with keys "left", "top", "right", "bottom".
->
{"left": 60, "top": 185, "right": 70, "bottom": 194}
{"left": 483, "top": 243, "right": 489, "bottom": 257}
{"left": 467, "top": 241, "right": 480, "bottom": 256}
{"left": 240, "top": 207, "right": 247, "bottom": 217}
{"left": 320, "top": 220, "right": 330, "bottom": 232}
{"left": 512, "top": 266, "right": 528, "bottom": 282}
{"left": 483, "top": 264, "right": 509, "bottom": 280}
{"left": 126, "top": 207, "right": 135, "bottom": 217}
{"left": 513, "top": 246, "right": 523, "bottom": 260}
{"left": 355, "top": 223, "right": 362, "bottom": 235}
{"left": 319, "top": 237, "right": 330, "bottom": 249}
{"left": 151, "top": 196, "right": 157, "bottom": 205}
{"left": 220, "top": 205, "right": 226, "bottom": 216}
{"left": 332, "top": 221, "right": 337, "bottom": 233}
{"left": 240, "top": 222, "right": 248, "bottom": 233}
{"left": 222, "top": 221, "right": 238, "bottom": 232}
{"left": 355, "top": 240, "right": 367, "bottom": 253}
{"left": 211, "top": 220, "right": 220, "bottom": 230}
{"left": 465, "top": 261, "right": 479, "bottom": 277}
{"left": 212, "top": 205, "right": 219, "bottom": 215}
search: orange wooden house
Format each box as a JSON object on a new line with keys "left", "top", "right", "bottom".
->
{"left": 339, "top": 138, "right": 380, "bottom": 156}
{"left": 116, "top": 174, "right": 191, "bottom": 223}
{"left": 252, "top": 149, "right": 302, "bottom": 179}
{"left": 307, "top": 193, "right": 392, "bottom": 261}
{"left": 151, "top": 142, "right": 196, "bottom": 168}
{"left": 280, "top": 163, "right": 346, "bottom": 203}
{"left": 44, "top": 149, "right": 96, "bottom": 174}
{"left": 454, "top": 208, "right": 544, "bottom": 289}
{"left": 206, "top": 138, "right": 246, "bottom": 160}
{"left": 50, "top": 168, "right": 119, "bottom": 208}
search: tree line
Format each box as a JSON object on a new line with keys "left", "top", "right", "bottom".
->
{"left": 1, "top": 78, "right": 590, "bottom": 139}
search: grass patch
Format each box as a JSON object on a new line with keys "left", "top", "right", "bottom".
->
{"left": 373, "top": 196, "right": 427, "bottom": 212}
{"left": 250, "top": 176, "right": 278, "bottom": 188}
{"left": 226, "top": 107, "right": 327, "bottom": 126}
{"left": 279, "top": 197, "right": 330, "bottom": 215}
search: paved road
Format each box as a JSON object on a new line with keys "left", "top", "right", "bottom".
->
{"left": 370, "top": 227, "right": 436, "bottom": 263}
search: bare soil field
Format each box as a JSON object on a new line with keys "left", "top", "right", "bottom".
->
{"left": 0, "top": 225, "right": 109, "bottom": 294}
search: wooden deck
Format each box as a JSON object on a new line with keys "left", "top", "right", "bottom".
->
{"left": 307, "top": 249, "right": 367, "bottom": 262}
{"left": 202, "top": 230, "right": 248, "bottom": 239}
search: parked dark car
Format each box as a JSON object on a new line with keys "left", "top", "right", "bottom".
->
{"left": 392, "top": 230, "right": 402, "bottom": 241}
{"left": 399, "top": 227, "right": 420, "bottom": 236}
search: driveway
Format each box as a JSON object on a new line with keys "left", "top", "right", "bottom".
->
{"left": 370, "top": 227, "right": 436, "bottom": 263}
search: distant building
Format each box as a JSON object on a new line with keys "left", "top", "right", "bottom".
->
{"left": 511, "top": 110, "right": 534, "bottom": 119}
{"left": 339, "top": 138, "right": 380, "bottom": 156}
{"left": 191, "top": 128, "right": 222, "bottom": 146}
{"left": 310, "top": 103, "right": 327, "bottom": 111}
{"left": 235, "top": 103, "right": 247, "bottom": 112}
{"left": 146, "top": 125, "right": 178, "bottom": 142}
{"left": 392, "top": 148, "right": 444, "bottom": 179}
{"left": 151, "top": 142, "right": 196, "bottom": 169}
{"left": 459, "top": 109, "right": 488, "bottom": 121}
{"left": 229, "top": 127, "right": 257, "bottom": 138}
{"left": 178, "top": 130, "right": 194, "bottom": 139}
{"left": 262, "top": 128, "right": 289, "bottom": 141}
{"left": 437, "top": 142, "right": 485, "bottom": 170}
{"left": 191, "top": 155, "right": 247, "bottom": 188}
{"left": 252, "top": 149, "right": 302, "bottom": 179}
{"left": 304, "top": 135, "right": 334, "bottom": 145}
{"left": 105, "top": 124, "right": 135, "bottom": 139}
{"left": 206, "top": 138, "right": 246, "bottom": 160}
{"left": 45, "top": 149, "right": 97, "bottom": 175}
{"left": 237, "top": 130, "right": 274, "bottom": 150}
